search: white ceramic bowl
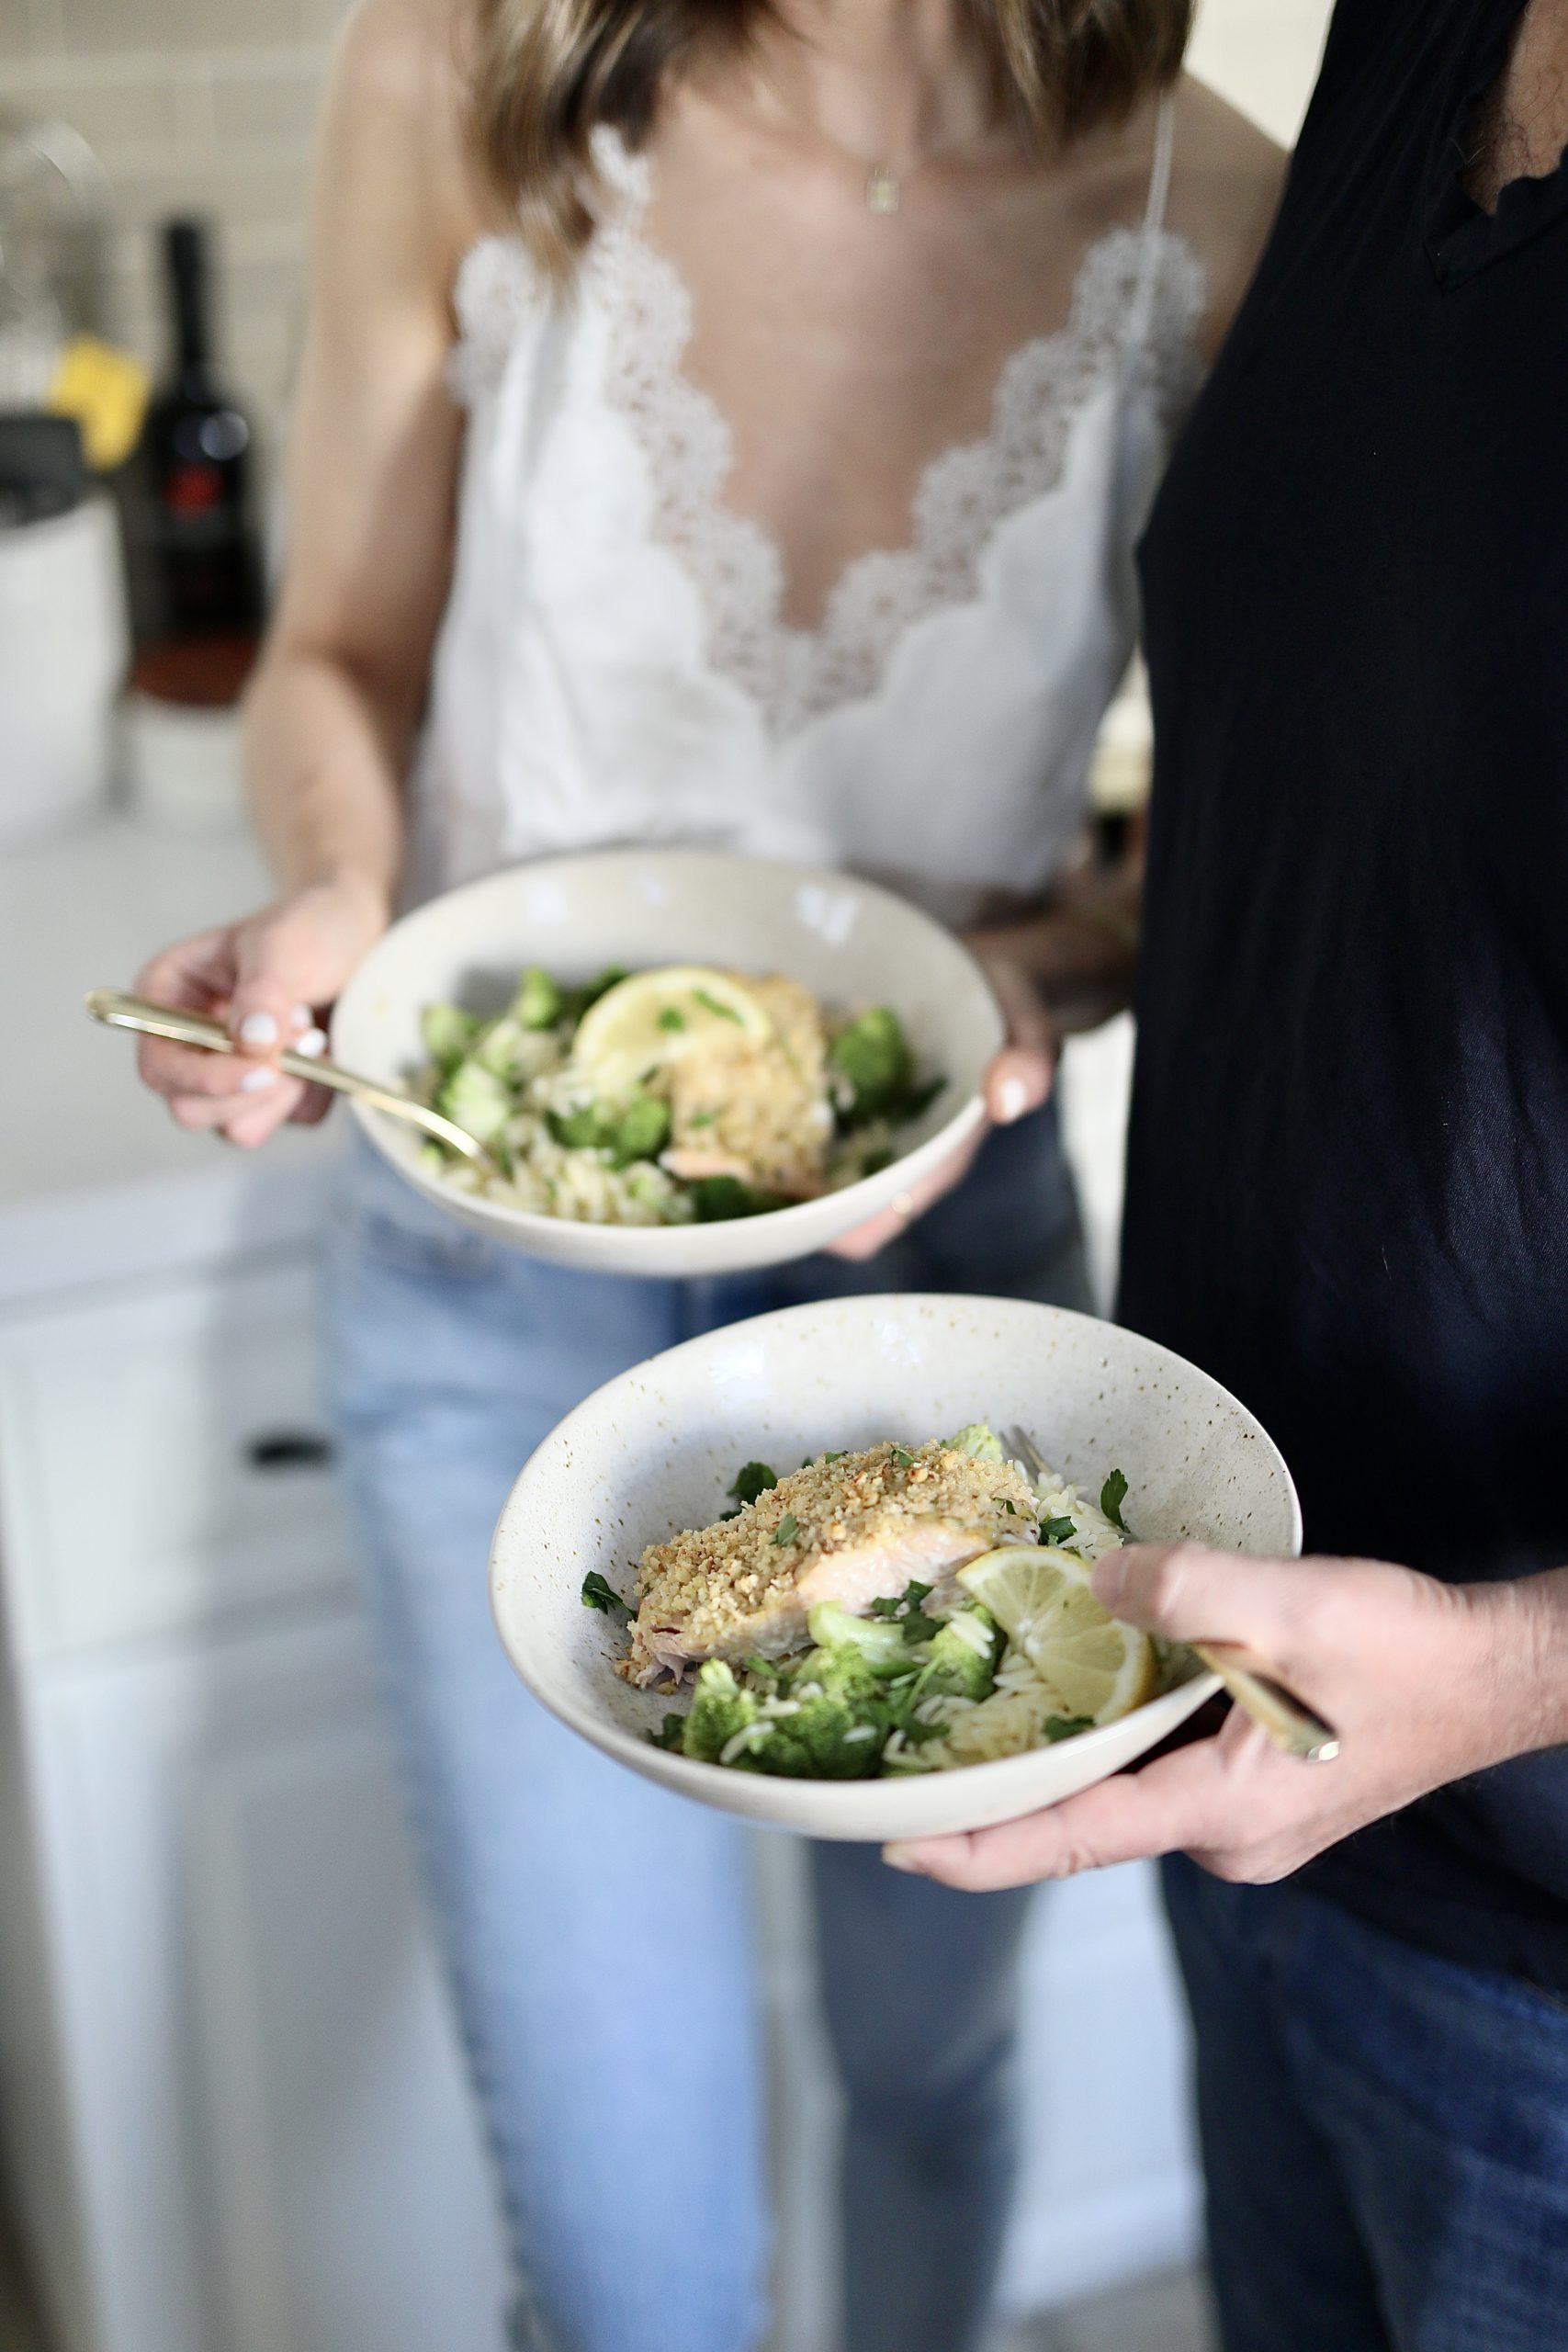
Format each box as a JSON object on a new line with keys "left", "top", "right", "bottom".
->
{"left": 491, "top": 1295, "right": 1302, "bottom": 1842}
{"left": 331, "top": 850, "right": 1004, "bottom": 1277}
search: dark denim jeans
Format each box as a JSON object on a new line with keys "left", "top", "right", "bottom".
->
{"left": 1164, "top": 1854, "right": 1568, "bottom": 2352}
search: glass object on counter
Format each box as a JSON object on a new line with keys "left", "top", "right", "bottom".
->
{"left": 142, "top": 218, "right": 264, "bottom": 645}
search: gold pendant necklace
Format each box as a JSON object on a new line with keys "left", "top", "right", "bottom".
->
{"left": 865, "top": 163, "right": 900, "bottom": 215}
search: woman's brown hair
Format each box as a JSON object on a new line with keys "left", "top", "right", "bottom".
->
{"left": 470, "top": 1, "right": 1193, "bottom": 280}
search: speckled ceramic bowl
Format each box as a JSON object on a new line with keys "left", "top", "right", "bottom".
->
{"left": 490, "top": 1295, "right": 1302, "bottom": 1841}
{"left": 331, "top": 849, "right": 1003, "bottom": 1276}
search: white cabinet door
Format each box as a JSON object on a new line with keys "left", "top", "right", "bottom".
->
{"left": 21, "top": 1610, "right": 510, "bottom": 2352}
{"left": 0, "top": 1257, "right": 353, "bottom": 1663}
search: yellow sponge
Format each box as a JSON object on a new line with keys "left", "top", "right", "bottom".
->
{"left": 49, "top": 336, "right": 152, "bottom": 472}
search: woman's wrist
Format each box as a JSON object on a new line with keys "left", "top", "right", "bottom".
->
{"left": 288, "top": 863, "right": 395, "bottom": 945}
{"left": 1460, "top": 1566, "right": 1568, "bottom": 1768}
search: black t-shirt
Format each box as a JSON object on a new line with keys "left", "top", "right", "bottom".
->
{"left": 1122, "top": 0, "right": 1568, "bottom": 1988}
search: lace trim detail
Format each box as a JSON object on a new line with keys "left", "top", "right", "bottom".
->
{"left": 590, "top": 194, "right": 1206, "bottom": 737}
{"left": 446, "top": 127, "right": 1208, "bottom": 735}
{"left": 446, "top": 234, "right": 544, "bottom": 407}
{"left": 444, "top": 130, "right": 648, "bottom": 405}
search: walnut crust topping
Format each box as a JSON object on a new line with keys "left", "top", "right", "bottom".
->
{"left": 622, "top": 1439, "right": 1037, "bottom": 1678}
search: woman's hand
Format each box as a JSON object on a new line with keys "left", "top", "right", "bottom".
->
{"left": 884, "top": 1544, "right": 1568, "bottom": 1890}
{"left": 133, "top": 875, "right": 389, "bottom": 1149}
{"left": 828, "top": 947, "right": 1057, "bottom": 1261}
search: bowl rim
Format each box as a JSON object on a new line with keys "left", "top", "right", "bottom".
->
{"left": 488, "top": 1292, "right": 1303, "bottom": 1818}
{"left": 331, "top": 847, "right": 1005, "bottom": 1251}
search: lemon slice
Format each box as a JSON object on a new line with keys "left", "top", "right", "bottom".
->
{"left": 570, "top": 967, "right": 773, "bottom": 1099}
{"left": 956, "top": 1545, "right": 1156, "bottom": 1725}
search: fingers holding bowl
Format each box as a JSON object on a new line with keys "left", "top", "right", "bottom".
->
{"left": 827, "top": 1122, "right": 989, "bottom": 1260}
{"left": 976, "top": 954, "right": 1058, "bottom": 1125}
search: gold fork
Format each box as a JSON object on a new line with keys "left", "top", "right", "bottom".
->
{"left": 85, "top": 989, "right": 503, "bottom": 1182}
{"left": 1004, "top": 1424, "right": 1340, "bottom": 1763}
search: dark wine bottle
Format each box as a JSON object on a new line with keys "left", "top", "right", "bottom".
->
{"left": 143, "top": 217, "right": 263, "bottom": 639}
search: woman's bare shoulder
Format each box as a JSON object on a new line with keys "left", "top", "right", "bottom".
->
{"left": 325, "top": 0, "right": 502, "bottom": 270}
{"left": 1166, "top": 74, "right": 1290, "bottom": 349}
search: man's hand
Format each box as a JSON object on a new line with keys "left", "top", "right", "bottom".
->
{"left": 886, "top": 1542, "right": 1568, "bottom": 1891}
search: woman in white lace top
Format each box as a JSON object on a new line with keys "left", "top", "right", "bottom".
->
{"left": 134, "top": 5, "right": 1281, "bottom": 2347}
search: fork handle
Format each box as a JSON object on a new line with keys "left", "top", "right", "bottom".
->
{"left": 85, "top": 988, "right": 348, "bottom": 1091}
{"left": 1191, "top": 1644, "right": 1340, "bottom": 1762}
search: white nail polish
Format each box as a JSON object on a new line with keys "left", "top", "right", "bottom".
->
{"left": 240, "top": 1066, "right": 279, "bottom": 1093}
{"left": 238, "top": 1012, "right": 278, "bottom": 1046}
{"left": 290, "top": 1003, "right": 314, "bottom": 1032}
{"left": 294, "top": 1026, "right": 328, "bottom": 1060}
{"left": 996, "top": 1076, "right": 1029, "bottom": 1124}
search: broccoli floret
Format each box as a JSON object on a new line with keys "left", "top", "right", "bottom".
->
{"left": 681, "top": 1662, "right": 759, "bottom": 1765}
{"left": 911, "top": 1605, "right": 999, "bottom": 1705}
{"left": 547, "top": 1100, "right": 616, "bottom": 1151}
{"left": 421, "top": 1001, "right": 480, "bottom": 1069}
{"left": 805, "top": 1602, "right": 908, "bottom": 1674}
{"left": 756, "top": 1689, "right": 884, "bottom": 1781}
{"left": 792, "top": 1642, "right": 883, "bottom": 1705}
{"left": 609, "top": 1092, "right": 672, "bottom": 1168}
{"left": 438, "top": 1060, "right": 514, "bottom": 1145}
{"left": 829, "top": 1007, "right": 913, "bottom": 1119}
{"left": 516, "top": 966, "right": 563, "bottom": 1030}
{"left": 466, "top": 1015, "right": 529, "bottom": 1082}
{"left": 945, "top": 1422, "right": 1006, "bottom": 1463}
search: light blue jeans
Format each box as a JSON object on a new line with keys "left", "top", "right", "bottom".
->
{"left": 321, "top": 1114, "right": 1091, "bottom": 2352}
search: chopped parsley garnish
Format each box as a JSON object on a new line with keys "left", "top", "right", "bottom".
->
{"left": 694, "top": 987, "right": 744, "bottom": 1025}
{"left": 581, "top": 1571, "right": 631, "bottom": 1620}
{"left": 868, "top": 1577, "right": 940, "bottom": 1644}
{"left": 1100, "top": 1470, "right": 1131, "bottom": 1533}
{"left": 658, "top": 1006, "right": 686, "bottom": 1031}
{"left": 1039, "top": 1515, "right": 1077, "bottom": 1545}
{"left": 772, "top": 1512, "right": 800, "bottom": 1546}
{"left": 728, "top": 1462, "right": 778, "bottom": 1507}
{"left": 1043, "top": 1714, "right": 1095, "bottom": 1743}
{"left": 822, "top": 1450, "right": 846, "bottom": 1463}
{"left": 687, "top": 1110, "right": 715, "bottom": 1127}
{"left": 996, "top": 1497, "right": 1020, "bottom": 1515}
{"left": 890, "top": 1446, "right": 915, "bottom": 1468}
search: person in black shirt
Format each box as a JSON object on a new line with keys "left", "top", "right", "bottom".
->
{"left": 890, "top": 4, "right": 1568, "bottom": 2346}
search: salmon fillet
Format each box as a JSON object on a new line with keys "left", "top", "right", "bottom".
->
{"left": 623, "top": 1439, "right": 1038, "bottom": 1688}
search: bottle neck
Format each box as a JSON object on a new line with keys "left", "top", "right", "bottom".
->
{"left": 165, "top": 222, "right": 216, "bottom": 387}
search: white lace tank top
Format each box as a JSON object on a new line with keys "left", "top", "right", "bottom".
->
{"left": 407, "top": 102, "right": 1206, "bottom": 922}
